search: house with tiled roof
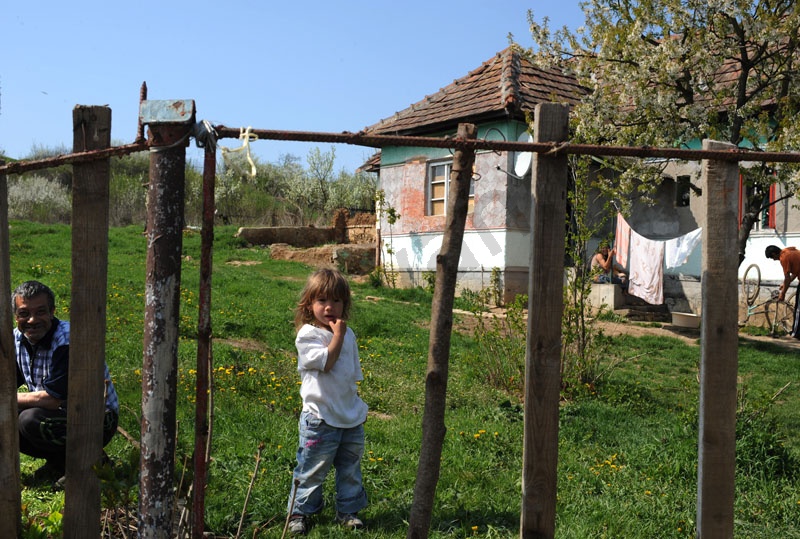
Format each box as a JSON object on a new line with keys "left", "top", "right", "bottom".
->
{"left": 361, "top": 47, "right": 586, "bottom": 301}
{"left": 362, "top": 46, "right": 800, "bottom": 312}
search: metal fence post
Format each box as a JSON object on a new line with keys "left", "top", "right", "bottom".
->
{"left": 139, "top": 100, "right": 194, "bottom": 538}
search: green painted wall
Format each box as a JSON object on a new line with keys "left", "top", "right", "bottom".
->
{"left": 378, "top": 120, "right": 530, "bottom": 166}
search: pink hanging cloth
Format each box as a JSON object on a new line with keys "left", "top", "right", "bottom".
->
{"left": 614, "top": 212, "right": 631, "bottom": 269}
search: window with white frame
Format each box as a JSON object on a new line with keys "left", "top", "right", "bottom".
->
{"left": 427, "top": 161, "right": 474, "bottom": 216}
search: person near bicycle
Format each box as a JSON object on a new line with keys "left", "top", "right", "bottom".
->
{"left": 765, "top": 245, "right": 800, "bottom": 339}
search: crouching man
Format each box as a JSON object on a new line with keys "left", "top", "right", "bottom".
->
{"left": 13, "top": 280, "right": 119, "bottom": 487}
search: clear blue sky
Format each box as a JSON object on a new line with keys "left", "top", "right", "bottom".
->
{"left": 2, "top": 1, "right": 584, "bottom": 173}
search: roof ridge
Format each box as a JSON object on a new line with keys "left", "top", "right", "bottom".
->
{"left": 363, "top": 47, "right": 584, "bottom": 135}
{"left": 500, "top": 47, "right": 521, "bottom": 111}
{"left": 367, "top": 54, "right": 502, "bottom": 132}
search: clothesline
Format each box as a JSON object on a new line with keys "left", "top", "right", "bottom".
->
{"left": 613, "top": 213, "right": 702, "bottom": 305}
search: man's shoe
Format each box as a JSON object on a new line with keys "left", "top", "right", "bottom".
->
{"left": 336, "top": 512, "right": 364, "bottom": 530}
{"left": 24, "top": 461, "right": 65, "bottom": 487}
{"left": 53, "top": 475, "right": 66, "bottom": 491}
{"left": 287, "top": 514, "right": 308, "bottom": 536}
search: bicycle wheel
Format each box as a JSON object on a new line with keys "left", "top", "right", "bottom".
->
{"left": 742, "top": 264, "right": 761, "bottom": 307}
{"left": 766, "top": 300, "right": 794, "bottom": 336}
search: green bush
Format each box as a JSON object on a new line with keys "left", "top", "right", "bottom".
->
{"left": 8, "top": 176, "right": 71, "bottom": 224}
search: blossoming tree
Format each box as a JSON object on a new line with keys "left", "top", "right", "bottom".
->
{"left": 522, "top": 0, "right": 800, "bottom": 265}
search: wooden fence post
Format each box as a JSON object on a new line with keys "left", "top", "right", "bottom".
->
{"left": 696, "top": 139, "right": 739, "bottom": 538}
{"left": 520, "top": 103, "right": 570, "bottom": 539}
{"left": 140, "top": 122, "right": 189, "bottom": 538}
{"left": 407, "top": 123, "right": 477, "bottom": 539}
{"left": 63, "top": 105, "right": 112, "bottom": 538}
{"left": 0, "top": 160, "right": 21, "bottom": 538}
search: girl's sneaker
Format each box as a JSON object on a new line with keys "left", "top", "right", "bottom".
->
{"left": 287, "top": 514, "right": 308, "bottom": 536}
{"left": 336, "top": 512, "right": 364, "bottom": 530}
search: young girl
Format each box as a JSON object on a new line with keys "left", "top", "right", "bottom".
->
{"left": 286, "top": 268, "right": 368, "bottom": 535}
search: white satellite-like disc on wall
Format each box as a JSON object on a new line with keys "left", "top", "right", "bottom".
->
{"left": 513, "top": 132, "right": 533, "bottom": 177}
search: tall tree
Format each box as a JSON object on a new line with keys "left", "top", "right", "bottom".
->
{"left": 307, "top": 146, "right": 336, "bottom": 211}
{"left": 522, "top": 0, "right": 800, "bottom": 264}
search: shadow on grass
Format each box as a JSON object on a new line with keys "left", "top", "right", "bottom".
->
{"left": 360, "top": 506, "right": 519, "bottom": 535}
{"left": 738, "top": 336, "right": 800, "bottom": 356}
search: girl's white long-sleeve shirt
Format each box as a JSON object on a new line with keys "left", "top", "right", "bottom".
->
{"left": 295, "top": 324, "right": 368, "bottom": 428}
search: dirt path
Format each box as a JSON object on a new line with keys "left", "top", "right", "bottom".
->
{"left": 453, "top": 307, "right": 800, "bottom": 351}
{"left": 595, "top": 319, "right": 800, "bottom": 351}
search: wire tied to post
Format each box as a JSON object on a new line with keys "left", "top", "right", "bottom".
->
{"left": 219, "top": 126, "right": 258, "bottom": 178}
{"left": 149, "top": 130, "right": 192, "bottom": 153}
{"left": 545, "top": 141, "right": 570, "bottom": 155}
{"left": 193, "top": 120, "right": 218, "bottom": 153}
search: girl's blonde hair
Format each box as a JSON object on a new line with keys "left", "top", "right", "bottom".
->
{"left": 294, "top": 268, "right": 352, "bottom": 330}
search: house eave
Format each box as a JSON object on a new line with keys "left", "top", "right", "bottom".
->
{"left": 369, "top": 108, "right": 528, "bottom": 138}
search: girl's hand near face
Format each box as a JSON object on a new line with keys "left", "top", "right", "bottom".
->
{"left": 324, "top": 318, "right": 346, "bottom": 372}
{"left": 329, "top": 317, "right": 346, "bottom": 337}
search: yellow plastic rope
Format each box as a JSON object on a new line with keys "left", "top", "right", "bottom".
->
{"left": 219, "top": 126, "right": 258, "bottom": 178}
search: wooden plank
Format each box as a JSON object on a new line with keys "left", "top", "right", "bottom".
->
{"left": 407, "top": 123, "right": 477, "bottom": 539}
{"left": 696, "top": 139, "right": 739, "bottom": 538}
{"left": 63, "top": 105, "right": 112, "bottom": 538}
{"left": 520, "top": 103, "right": 570, "bottom": 539}
{"left": 0, "top": 161, "right": 21, "bottom": 538}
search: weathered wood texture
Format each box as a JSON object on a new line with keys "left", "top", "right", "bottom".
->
{"left": 520, "top": 103, "right": 570, "bottom": 539}
{"left": 0, "top": 161, "right": 21, "bottom": 538}
{"left": 64, "top": 105, "right": 112, "bottom": 538}
{"left": 696, "top": 140, "right": 740, "bottom": 538}
{"left": 407, "top": 123, "right": 477, "bottom": 539}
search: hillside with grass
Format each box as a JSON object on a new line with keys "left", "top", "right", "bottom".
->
{"left": 12, "top": 221, "right": 800, "bottom": 538}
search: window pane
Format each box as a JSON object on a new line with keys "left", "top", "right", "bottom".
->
{"left": 431, "top": 164, "right": 447, "bottom": 182}
{"left": 431, "top": 200, "right": 445, "bottom": 216}
{"left": 431, "top": 182, "right": 446, "bottom": 199}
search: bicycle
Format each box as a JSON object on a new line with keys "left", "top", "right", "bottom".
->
{"left": 740, "top": 263, "right": 796, "bottom": 336}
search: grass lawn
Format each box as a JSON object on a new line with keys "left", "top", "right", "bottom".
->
{"left": 11, "top": 221, "right": 800, "bottom": 538}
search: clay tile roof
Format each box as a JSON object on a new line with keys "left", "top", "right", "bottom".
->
{"left": 363, "top": 47, "right": 587, "bottom": 136}
{"left": 357, "top": 151, "right": 381, "bottom": 173}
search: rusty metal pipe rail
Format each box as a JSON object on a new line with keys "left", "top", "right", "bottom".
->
{"left": 4, "top": 126, "right": 800, "bottom": 177}
{"left": 212, "top": 125, "right": 800, "bottom": 163}
{"left": 0, "top": 142, "right": 149, "bottom": 175}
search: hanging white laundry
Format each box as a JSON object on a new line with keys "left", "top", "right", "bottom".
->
{"left": 614, "top": 213, "right": 631, "bottom": 269}
{"left": 628, "top": 228, "right": 664, "bottom": 304}
{"left": 665, "top": 228, "right": 702, "bottom": 269}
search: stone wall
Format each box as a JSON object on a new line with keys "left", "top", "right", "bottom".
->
{"left": 233, "top": 210, "right": 378, "bottom": 275}
{"left": 235, "top": 226, "right": 336, "bottom": 247}
{"left": 235, "top": 210, "right": 377, "bottom": 247}
{"left": 235, "top": 224, "right": 376, "bottom": 246}
{"left": 270, "top": 243, "right": 376, "bottom": 275}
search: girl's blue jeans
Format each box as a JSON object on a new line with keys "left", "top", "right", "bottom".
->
{"left": 287, "top": 410, "right": 367, "bottom": 516}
